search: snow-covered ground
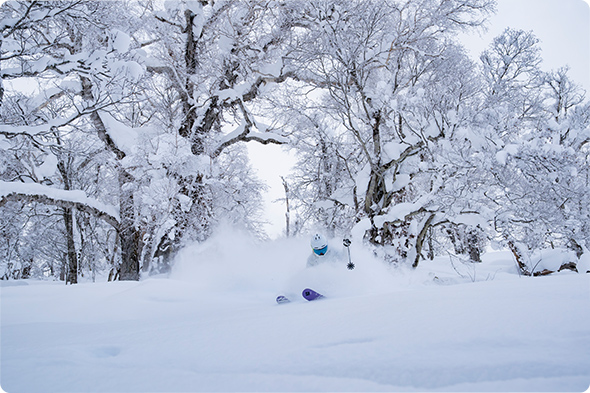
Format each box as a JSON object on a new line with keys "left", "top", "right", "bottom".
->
{"left": 1, "top": 228, "right": 589, "bottom": 392}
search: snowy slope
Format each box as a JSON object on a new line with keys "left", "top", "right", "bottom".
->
{"left": 1, "top": 230, "right": 589, "bottom": 392}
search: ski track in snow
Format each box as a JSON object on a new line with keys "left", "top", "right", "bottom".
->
{"left": 1, "top": 234, "right": 590, "bottom": 392}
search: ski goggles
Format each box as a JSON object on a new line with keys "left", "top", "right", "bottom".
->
{"left": 313, "top": 245, "right": 328, "bottom": 256}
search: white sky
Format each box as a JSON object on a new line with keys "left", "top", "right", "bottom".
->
{"left": 250, "top": 0, "right": 590, "bottom": 238}
{"left": 247, "top": 143, "right": 298, "bottom": 238}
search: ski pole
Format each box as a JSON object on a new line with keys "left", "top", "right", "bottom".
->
{"left": 343, "top": 238, "right": 355, "bottom": 270}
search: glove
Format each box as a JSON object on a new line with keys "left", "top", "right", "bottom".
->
{"left": 343, "top": 238, "right": 351, "bottom": 247}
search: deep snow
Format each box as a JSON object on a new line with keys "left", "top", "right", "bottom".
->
{"left": 1, "top": 229, "right": 589, "bottom": 392}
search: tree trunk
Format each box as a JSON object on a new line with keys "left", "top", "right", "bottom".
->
{"left": 81, "top": 75, "right": 141, "bottom": 281}
{"left": 117, "top": 170, "right": 140, "bottom": 281}
{"left": 568, "top": 239, "right": 584, "bottom": 258}
{"left": 507, "top": 240, "right": 531, "bottom": 276}
{"left": 466, "top": 228, "right": 482, "bottom": 263}
{"left": 57, "top": 158, "right": 78, "bottom": 284}
{"left": 281, "top": 177, "right": 290, "bottom": 237}
{"left": 63, "top": 206, "right": 78, "bottom": 284}
{"left": 413, "top": 213, "right": 436, "bottom": 268}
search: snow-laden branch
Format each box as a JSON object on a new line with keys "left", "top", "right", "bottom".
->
{"left": 0, "top": 115, "right": 79, "bottom": 138}
{"left": 96, "top": 111, "right": 139, "bottom": 157}
{"left": 0, "top": 101, "right": 109, "bottom": 140}
{"left": 211, "top": 121, "right": 288, "bottom": 158}
{"left": 0, "top": 181, "right": 120, "bottom": 229}
{"left": 210, "top": 100, "right": 288, "bottom": 158}
{"left": 373, "top": 198, "right": 432, "bottom": 228}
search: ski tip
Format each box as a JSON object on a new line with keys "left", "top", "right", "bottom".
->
{"left": 302, "top": 288, "right": 325, "bottom": 301}
{"left": 276, "top": 295, "right": 290, "bottom": 304}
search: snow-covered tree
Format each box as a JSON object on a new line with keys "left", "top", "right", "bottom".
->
{"left": 1, "top": 0, "right": 299, "bottom": 280}
{"left": 134, "top": 0, "right": 300, "bottom": 258}
{"left": 0, "top": 1, "right": 150, "bottom": 281}
{"left": 1, "top": 0, "right": 588, "bottom": 281}
{"left": 281, "top": 0, "right": 496, "bottom": 265}
{"left": 471, "top": 28, "right": 590, "bottom": 273}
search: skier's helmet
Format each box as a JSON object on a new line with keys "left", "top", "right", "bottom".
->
{"left": 311, "top": 233, "right": 328, "bottom": 256}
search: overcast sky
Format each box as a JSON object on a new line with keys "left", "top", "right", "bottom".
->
{"left": 252, "top": 0, "right": 590, "bottom": 238}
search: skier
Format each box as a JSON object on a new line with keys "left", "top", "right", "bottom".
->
{"left": 276, "top": 233, "right": 355, "bottom": 304}
{"left": 307, "top": 233, "right": 355, "bottom": 270}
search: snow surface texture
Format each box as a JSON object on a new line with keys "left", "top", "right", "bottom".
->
{"left": 1, "top": 228, "right": 589, "bottom": 392}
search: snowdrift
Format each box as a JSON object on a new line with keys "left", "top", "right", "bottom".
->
{"left": 1, "top": 228, "right": 589, "bottom": 392}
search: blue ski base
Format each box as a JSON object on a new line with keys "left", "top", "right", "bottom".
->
{"left": 276, "top": 288, "right": 325, "bottom": 304}
{"left": 302, "top": 288, "right": 324, "bottom": 301}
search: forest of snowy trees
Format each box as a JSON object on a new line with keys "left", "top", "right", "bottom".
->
{"left": 1, "top": 0, "right": 588, "bottom": 283}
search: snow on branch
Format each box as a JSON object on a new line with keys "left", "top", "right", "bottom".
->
{"left": 373, "top": 202, "right": 431, "bottom": 228}
{"left": 0, "top": 181, "right": 120, "bottom": 229}
{"left": 0, "top": 115, "right": 80, "bottom": 138}
{"left": 241, "top": 131, "right": 289, "bottom": 145}
{"left": 210, "top": 100, "right": 287, "bottom": 158}
{"left": 96, "top": 111, "right": 138, "bottom": 157}
{"left": 0, "top": 102, "right": 111, "bottom": 140}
